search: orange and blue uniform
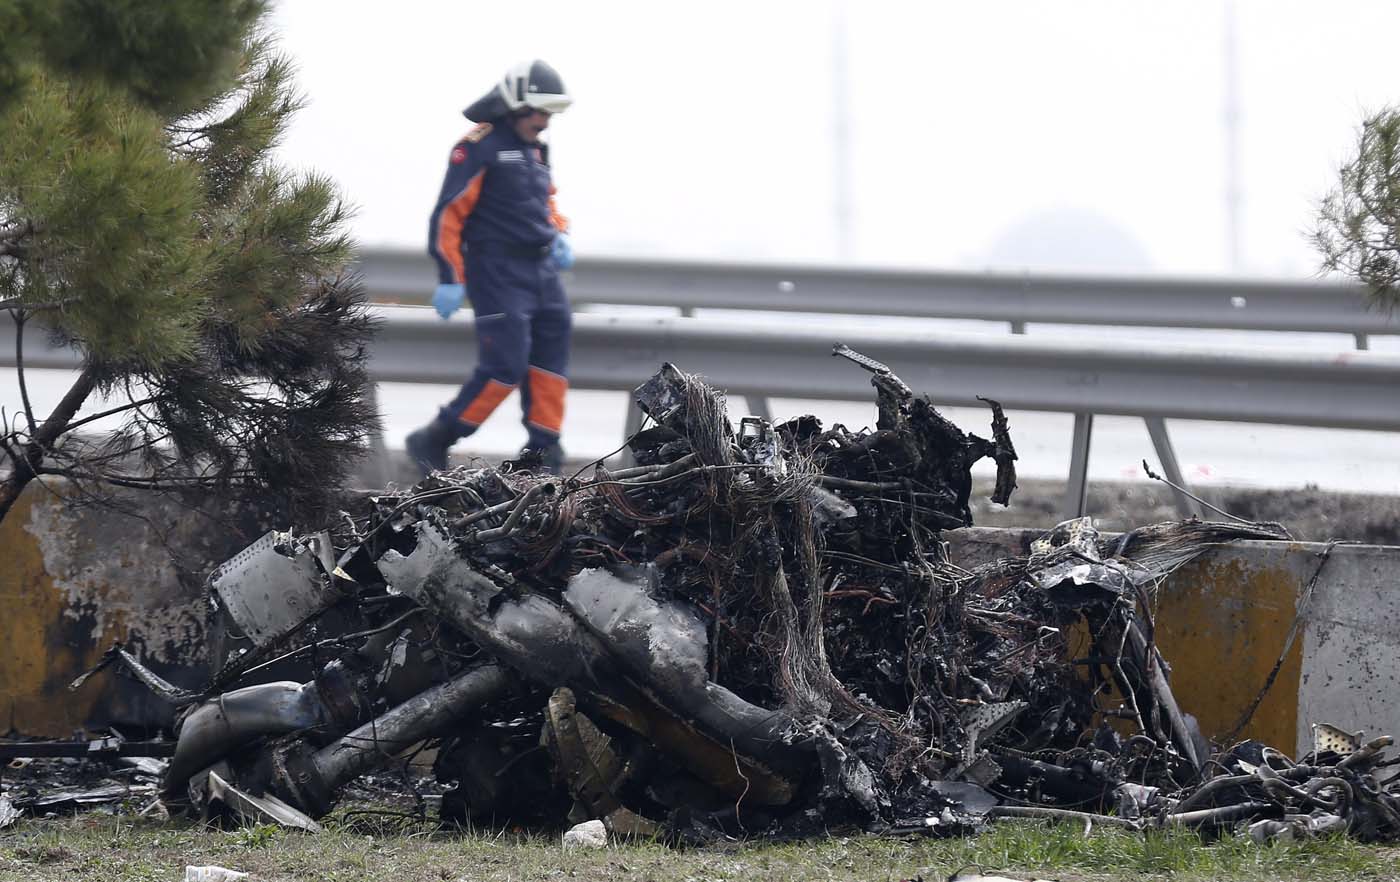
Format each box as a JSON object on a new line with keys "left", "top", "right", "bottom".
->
{"left": 427, "top": 121, "right": 571, "bottom": 449}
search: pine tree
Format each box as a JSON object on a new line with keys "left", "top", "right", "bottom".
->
{"left": 0, "top": 0, "right": 379, "bottom": 524}
{"left": 1315, "top": 108, "right": 1400, "bottom": 310}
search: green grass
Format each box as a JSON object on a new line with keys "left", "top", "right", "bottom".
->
{"left": 1, "top": 812, "right": 1398, "bottom": 882}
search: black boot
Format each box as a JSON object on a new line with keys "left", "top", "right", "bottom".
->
{"left": 405, "top": 416, "right": 459, "bottom": 475}
{"left": 517, "top": 441, "right": 564, "bottom": 475}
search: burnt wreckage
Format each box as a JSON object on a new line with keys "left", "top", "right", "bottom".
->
{"left": 48, "top": 348, "right": 1400, "bottom": 842}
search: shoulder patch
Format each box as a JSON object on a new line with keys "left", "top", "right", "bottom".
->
{"left": 462, "top": 122, "right": 493, "bottom": 143}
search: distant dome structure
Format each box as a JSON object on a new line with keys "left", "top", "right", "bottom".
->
{"left": 983, "top": 207, "right": 1153, "bottom": 273}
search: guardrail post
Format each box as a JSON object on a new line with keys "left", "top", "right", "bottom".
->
{"left": 747, "top": 396, "right": 773, "bottom": 422}
{"left": 616, "top": 403, "right": 646, "bottom": 469}
{"left": 1061, "top": 413, "right": 1094, "bottom": 519}
{"left": 363, "top": 384, "right": 393, "bottom": 487}
{"left": 1143, "top": 417, "right": 1205, "bottom": 519}
{"left": 1355, "top": 333, "right": 1371, "bottom": 350}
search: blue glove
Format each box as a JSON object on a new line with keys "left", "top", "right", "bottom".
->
{"left": 432, "top": 282, "right": 466, "bottom": 319}
{"left": 551, "top": 234, "right": 575, "bottom": 271}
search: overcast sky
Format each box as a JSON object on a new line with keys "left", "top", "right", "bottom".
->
{"left": 268, "top": 0, "right": 1400, "bottom": 277}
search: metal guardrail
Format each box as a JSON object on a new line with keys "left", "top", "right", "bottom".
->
{"left": 352, "top": 250, "right": 1400, "bottom": 515}
{"left": 14, "top": 307, "right": 1399, "bottom": 425}
{"left": 354, "top": 248, "right": 1400, "bottom": 340}
{"left": 9, "top": 254, "right": 1400, "bottom": 517}
{"left": 365, "top": 308, "right": 1400, "bottom": 430}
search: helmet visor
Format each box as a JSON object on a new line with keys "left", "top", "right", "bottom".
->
{"left": 525, "top": 92, "right": 573, "bottom": 114}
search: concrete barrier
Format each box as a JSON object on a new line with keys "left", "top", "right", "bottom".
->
{"left": 949, "top": 528, "right": 1400, "bottom": 756}
{"left": 4, "top": 484, "right": 1397, "bottom": 757}
{"left": 0, "top": 480, "right": 268, "bottom": 736}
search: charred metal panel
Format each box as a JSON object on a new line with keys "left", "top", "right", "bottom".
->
{"left": 210, "top": 530, "right": 341, "bottom": 648}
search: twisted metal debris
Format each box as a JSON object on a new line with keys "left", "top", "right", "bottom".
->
{"left": 30, "top": 348, "right": 1400, "bottom": 844}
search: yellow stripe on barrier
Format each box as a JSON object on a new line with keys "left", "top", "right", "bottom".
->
{"left": 1153, "top": 555, "right": 1304, "bottom": 750}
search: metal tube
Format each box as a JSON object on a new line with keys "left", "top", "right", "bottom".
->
{"left": 1126, "top": 621, "right": 1202, "bottom": 771}
{"left": 1164, "top": 800, "right": 1273, "bottom": 827}
{"left": 453, "top": 496, "right": 517, "bottom": 529}
{"left": 471, "top": 483, "right": 549, "bottom": 542}
{"left": 163, "top": 681, "right": 331, "bottom": 800}
{"left": 1168, "top": 773, "right": 1256, "bottom": 816}
{"left": 1339, "top": 735, "right": 1395, "bottom": 770}
{"left": 989, "top": 805, "right": 1141, "bottom": 830}
{"left": 602, "top": 463, "right": 667, "bottom": 480}
{"left": 606, "top": 453, "right": 697, "bottom": 481}
{"left": 310, "top": 664, "right": 511, "bottom": 790}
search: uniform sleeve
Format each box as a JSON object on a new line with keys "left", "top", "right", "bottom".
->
{"left": 547, "top": 183, "right": 570, "bottom": 234}
{"left": 427, "top": 140, "right": 488, "bottom": 284}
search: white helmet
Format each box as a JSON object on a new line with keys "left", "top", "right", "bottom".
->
{"left": 464, "top": 60, "right": 572, "bottom": 121}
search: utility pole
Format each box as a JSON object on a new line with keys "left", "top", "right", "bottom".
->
{"left": 1224, "top": 0, "right": 1242, "bottom": 271}
{"left": 832, "top": 0, "right": 853, "bottom": 261}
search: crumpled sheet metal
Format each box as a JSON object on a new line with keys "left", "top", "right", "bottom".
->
{"left": 0, "top": 794, "right": 19, "bottom": 829}
{"left": 1312, "top": 722, "right": 1363, "bottom": 757}
{"left": 198, "top": 769, "right": 322, "bottom": 833}
{"left": 210, "top": 529, "right": 341, "bottom": 648}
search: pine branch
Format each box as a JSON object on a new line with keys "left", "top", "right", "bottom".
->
{"left": 79, "top": 433, "right": 173, "bottom": 467}
{"left": 1, "top": 7, "right": 373, "bottom": 529}
{"left": 0, "top": 428, "right": 21, "bottom": 466}
{"left": 61, "top": 395, "right": 162, "bottom": 434}
{"left": 37, "top": 465, "right": 257, "bottom": 490}
{"left": 0, "top": 366, "right": 98, "bottom": 521}
{"left": 12, "top": 311, "right": 37, "bottom": 436}
{"left": 1, "top": 297, "right": 83, "bottom": 312}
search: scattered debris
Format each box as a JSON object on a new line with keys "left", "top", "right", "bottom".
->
{"left": 0, "top": 735, "right": 175, "bottom": 761}
{"left": 184, "top": 867, "right": 250, "bottom": 882}
{"left": 8, "top": 350, "right": 1400, "bottom": 848}
{"left": 18, "top": 783, "right": 144, "bottom": 813}
{"left": 199, "top": 769, "right": 323, "bottom": 833}
{"left": 0, "top": 740, "right": 162, "bottom": 817}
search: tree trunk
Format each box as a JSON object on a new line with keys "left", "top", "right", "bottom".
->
{"left": 0, "top": 365, "right": 97, "bottom": 522}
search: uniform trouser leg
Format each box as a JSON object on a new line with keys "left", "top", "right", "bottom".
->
{"left": 440, "top": 255, "right": 532, "bottom": 435}
{"left": 519, "top": 266, "right": 571, "bottom": 449}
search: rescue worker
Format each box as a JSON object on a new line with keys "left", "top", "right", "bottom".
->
{"left": 406, "top": 59, "right": 575, "bottom": 475}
